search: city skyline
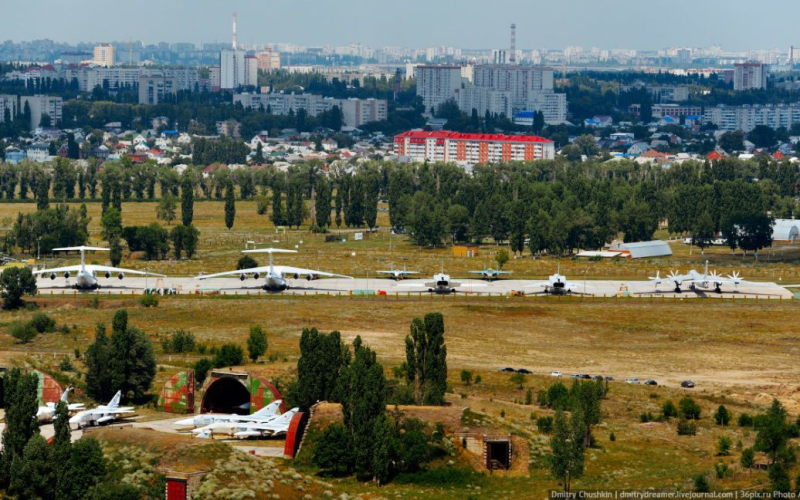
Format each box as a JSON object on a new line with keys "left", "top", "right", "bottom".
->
{"left": 2, "top": 0, "right": 800, "bottom": 52}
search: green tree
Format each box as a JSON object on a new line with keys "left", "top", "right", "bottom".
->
{"left": 52, "top": 401, "right": 72, "bottom": 496}
{"left": 247, "top": 325, "right": 268, "bottom": 362}
{"left": 0, "top": 266, "right": 37, "bottom": 310}
{"left": 213, "top": 343, "right": 244, "bottom": 368}
{"left": 460, "top": 370, "right": 473, "bottom": 386}
{"left": 692, "top": 211, "right": 715, "bottom": 254}
{"left": 85, "top": 323, "right": 113, "bottom": 401}
{"left": 755, "top": 399, "right": 791, "bottom": 465}
{"left": 550, "top": 409, "right": 586, "bottom": 494}
{"left": 156, "top": 193, "right": 177, "bottom": 225}
{"left": 714, "top": 405, "right": 730, "bottom": 426}
{"left": 446, "top": 204, "right": 470, "bottom": 243}
{"left": 181, "top": 174, "right": 194, "bottom": 226}
{"left": 719, "top": 130, "right": 744, "bottom": 153}
{"left": 224, "top": 176, "right": 236, "bottom": 230}
{"left": 10, "top": 434, "right": 53, "bottom": 499}
{"left": 237, "top": 255, "right": 259, "bottom": 270}
{"left": 64, "top": 438, "right": 106, "bottom": 499}
{"left": 741, "top": 447, "right": 755, "bottom": 470}
{"left": 405, "top": 313, "right": 448, "bottom": 405}
{"left": 193, "top": 358, "right": 212, "bottom": 386}
{"left": 679, "top": 397, "right": 701, "bottom": 420}
{"left": 106, "top": 310, "right": 157, "bottom": 401}
{"left": 312, "top": 423, "right": 353, "bottom": 473}
{"left": 495, "top": 248, "right": 510, "bottom": 269}
{"left": 770, "top": 462, "right": 792, "bottom": 493}
{"left": 292, "top": 328, "right": 349, "bottom": 411}
{"left": 0, "top": 369, "right": 40, "bottom": 486}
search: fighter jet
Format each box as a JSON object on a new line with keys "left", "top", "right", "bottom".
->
{"left": 196, "top": 248, "right": 352, "bottom": 292}
{"left": 396, "top": 265, "right": 486, "bottom": 294}
{"left": 469, "top": 264, "right": 512, "bottom": 281}
{"left": 376, "top": 262, "right": 419, "bottom": 281}
{"left": 648, "top": 261, "right": 745, "bottom": 294}
{"left": 36, "top": 387, "right": 84, "bottom": 423}
{"left": 69, "top": 390, "right": 134, "bottom": 428}
{"left": 174, "top": 400, "right": 283, "bottom": 430}
{"left": 34, "top": 246, "right": 164, "bottom": 290}
{"left": 193, "top": 407, "right": 299, "bottom": 439}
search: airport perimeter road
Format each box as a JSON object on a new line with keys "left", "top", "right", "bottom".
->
{"left": 36, "top": 276, "right": 795, "bottom": 299}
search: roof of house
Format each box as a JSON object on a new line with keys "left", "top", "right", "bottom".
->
{"left": 394, "top": 130, "right": 553, "bottom": 144}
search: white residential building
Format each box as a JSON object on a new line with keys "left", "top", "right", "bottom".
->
{"left": 21, "top": 95, "right": 62, "bottom": 130}
{"left": 394, "top": 130, "right": 555, "bottom": 164}
{"left": 415, "top": 65, "right": 463, "bottom": 114}
{"left": 0, "top": 95, "right": 17, "bottom": 122}
{"left": 220, "top": 49, "right": 256, "bottom": 89}
{"left": 233, "top": 93, "right": 387, "bottom": 128}
{"left": 704, "top": 104, "right": 800, "bottom": 132}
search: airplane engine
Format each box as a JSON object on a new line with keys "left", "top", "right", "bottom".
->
{"left": 50, "top": 272, "right": 56, "bottom": 280}
{"left": 63, "top": 271, "right": 70, "bottom": 279}
{"left": 253, "top": 272, "right": 260, "bottom": 280}
{"left": 240, "top": 274, "right": 247, "bottom": 281}
{"left": 105, "top": 271, "right": 112, "bottom": 279}
{"left": 117, "top": 272, "right": 124, "bottom": 280}
{"left": 293, "top": 273, "right": 299, "bottom": 280}
{"left": 306, "top": 274, "right": 317, "bottom": 281}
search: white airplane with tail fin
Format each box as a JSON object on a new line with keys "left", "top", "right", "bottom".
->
{"left": 231, "top": 408, "right": 299, "bottom": 439}
{"left": 377, "top": 262, "right": 419, "bottom": 281}
{"left": 36, "top": 387, "right": 85, "bottom": 422}
{"left": 197, "top": 248, "right": 352, "bottom": 292}
{"left": 68, "top": 390, "right": 134, "bottom": 428}
{"left": 396, "top": 264, "right": 486, "bottom": 294}
{"left": 524, "top": 264, "right": 591, "bottom": 296}
{"left": 649, "top": 260, "right": 745, "bottom": 294}
{"left": 175, "top": 400, "right": 283, "bottom": 430}
{"left": 469, "top": 264, "right": 512, "bottom": 281}
{"left": 34, "top": 246, "right": 164, "bottom": 290}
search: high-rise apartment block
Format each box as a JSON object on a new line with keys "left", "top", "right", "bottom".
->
{"left": 220, "top": 50, "right": 257, "bottom": 90}
{"left": 256, "top": 49, "right": 282, "bottom": 71}
{"left": 733, "top": 62, "right": 767, "bottom": 90}
{"left": 415, "top": 65, "right": 464, "bottom": 114}
{"left": 93, "top": 44, "right": 115, "bottom": 67}
{"left": 21, "top": 95, "right": 62, "bottom": 129}
{"left": 394, "top": 130, "right": 555, "bottom": 164}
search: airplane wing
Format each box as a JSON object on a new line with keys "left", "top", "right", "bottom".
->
{"left": 273, "top": 266, "right": 353, "bottom": 279}
{"left": 523, "top": 281, "right": 552, "bottom": 289}
{"left": 85, "top": 265, "right": 165, "bottom": 277}
{"left": 376, "top": 271, "right": 395, "bottom": 274}
{"left": 196, "top": 266, "right": 273, "bottom": 280}
{"left": 33, "top": 265, "right": 83, "bottom": 275}
{"left": 468, "top": 271, "right": 485, "bottom": 275}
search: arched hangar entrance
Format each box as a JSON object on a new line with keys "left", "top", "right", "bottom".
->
{"left": 201, "top": 377, "right": 251, "bottom": 415}
{"left": 199, "top": 371, "right": 284, "bottom": 415}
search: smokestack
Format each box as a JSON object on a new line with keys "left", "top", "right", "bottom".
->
{"left": 232, "top": 12, "right": 238, "bottom": 50}
{"left": 510, "top": 23, "right": 516, "bottom": 64}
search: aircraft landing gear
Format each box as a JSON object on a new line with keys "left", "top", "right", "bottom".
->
{"left": 715, "top": 287, "right": 722, "bottom": 294}
{"left": 674, "top": 287, "right": 682, "bottom": 293}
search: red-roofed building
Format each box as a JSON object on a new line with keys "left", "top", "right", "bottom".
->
{"left": 773, "top": 151, "right": 786, "bottom": 160}
{"left": 394, "top": 130, "right": 555, "bottom": 164}
{"left": 707, "top": 150, "right": 725, "bottom": 161}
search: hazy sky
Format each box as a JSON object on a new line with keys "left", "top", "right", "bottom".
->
{"left": 1, "top": 0, "right": 797, "bottom": 51}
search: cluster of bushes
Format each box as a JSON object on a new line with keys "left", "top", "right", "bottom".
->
{"left": 161, "top": 330, "right": 206, "bottom": 354}
{"left": 536, "top": 379, "right": 607, "bottom": 412}
{"left": 9, "top": 312, "right": 57, "bottom": 344}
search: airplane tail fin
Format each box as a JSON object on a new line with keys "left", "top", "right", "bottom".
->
{"left": 108, "top": 390, "right": 121, "bottom": 408}
{"left": 704, "top": 260, "right": 709, "bottom": 277}
{"left": 272, "top": 408, "right": 298, "bottom": 426}
{"left": 252, "top": 400, "right": 282, "bottom": 418}
{"left": 61, "top": 387, "right": 71, "bottom": 403}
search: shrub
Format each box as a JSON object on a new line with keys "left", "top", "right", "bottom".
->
{"left": 717, "top": 436, "right": 732, "bottom": 456}
{"left": 609, "top": 432, "right": 616, "bottom": 442}
{"left": 738, "top": 413, "right": 754, "bottom": 427}
{"left": 525, "top": 388, "right": 533, "bottom": 405}
{"left": 740, "top": 447, "right": 755, "bottom": 469}
{"left": 89, "top": 296, "right": 100, "bottom": 309}
{"left": 474, "top": 375, "right": 481, "bottom": 384}
{"left": 29, "top": 312, "right": 56, "bottom": 333}
{"left": 58, "top": 356, "right": 74, "bottom": 372}
{"left": 213, "top": 344, "right": 244, "bottom": 368}
{"left": 140, "top": 294, "right": 159, "bottom": 308}
{"left": 640, "top": 412, "right": 655, "bottom": 423}
{"left": 693, "top": 474, "right": 709, "bottom": 493}
{"left": 714, "top": 405, "right": 730, "bottom": 426}
{"left": 662, "top": 400, "right": 678, "bottom": 419}
{"left": 9, "top": 321, "right": 37, "bottom": 343}
{"left": 460, "top": 370, "right": 473, "bottom": 386}
{"left": 162, "top": 330, "right": 196, "bottom": 354}
{"left": 537, "top": 416, "right": 554, "bottom": 434}
{"left": 679, "top": 397, "right": 701, "bottom": 420}
{"left": 677, "top": 418, "right": 697, "bottom": 436}
{"left": 546, "top": 382, "right": 569, "bottom": 409}
{"left": 715, "top": 462, "right": 729, "bottom": 479}
{"left": 193, "top": 358, "right": 212, "bottom": 385}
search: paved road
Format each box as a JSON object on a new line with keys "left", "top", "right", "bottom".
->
{"left": 37, "top": 276, "right": 795, "bottom": 299}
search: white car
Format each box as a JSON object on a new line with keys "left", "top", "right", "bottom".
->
{"left": 550, "top": 371, "right": 562, "bottom": 377}
{"left": 625, "top": 378, "right": 640, "bottom": 384}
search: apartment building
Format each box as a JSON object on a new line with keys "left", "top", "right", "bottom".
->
{"left": 93, "top": 43, "right": 115, "bottom": 67}
{"left": 233, "top": 93, "right": 387, "bottom": 128}
{"left": 415, "top": 65, "right": 463, "bottom": 114}
{"left": 256, "top": 49, "right": 282, "bottom": 71}
{"left": 0, "top": 95, "right": 17, "bottom": 122}
{"left": 21, "top": 95, "right": 62, "bottom": 130}
{"left": 651, "top": 104, "right": 703, "bottom": 118}
{"left": 394, "top": 130, "right": 555, "bottom": 164}
{"left": 139, "top": 74, "right": 176, "bottom": 105}
{"left": 704, "top": 104, "right": 800, "bottom": 132}
{"left": 220, "top": 50, "right": 257, "bottom": 90}
{"left": 455, "top": 65, "right": 567, "bottom": 124}
{"left": 733, "top": 62, "right": 767, "bottom": 91}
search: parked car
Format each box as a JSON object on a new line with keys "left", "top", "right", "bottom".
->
{"left": 681, "top": 380, "right": 695, "bottom": 388}
{"left": 603, "top": 376, "right": 614, "bottom": 381}
{"left": 500, "top": 367, "right": 515, "bottom": 372}
{"left": 516, "top": 368, "right": 532, "bottom": 374}
{"left": 550, "top": 371, "right": 562, "bottom": 377}
{"left": 644, "top": 379, "right": 658, "bottom": 386}
{"left": 625, "top": 378, "right": 640, "bottom": 384}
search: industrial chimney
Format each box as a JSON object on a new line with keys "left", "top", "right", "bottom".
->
{"left": 232, "top": 12, "right": 238, "bottom": 50}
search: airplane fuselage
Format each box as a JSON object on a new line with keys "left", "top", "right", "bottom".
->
{"left": 428, "top": 273, "right": 457, "bottom": 294}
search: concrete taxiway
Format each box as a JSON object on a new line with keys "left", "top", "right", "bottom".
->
{"left": 35, "top": 276, "right": 795, "bottom": 299}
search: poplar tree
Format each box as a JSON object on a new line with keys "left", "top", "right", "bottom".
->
{"left": 0, "top": 368, "right": 40, "bottom": 486}
{"left": 224, "top": 176, "right": 236, "bottom": 230}
{"left": 550, "top": 409, "right": 586, "bottom": 494}
{"left": 405, "top": 313, "right": 448, "bottom": 405}
{"left": 181, "top": 174, "right": 194, "bottom": 227}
